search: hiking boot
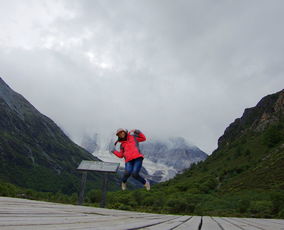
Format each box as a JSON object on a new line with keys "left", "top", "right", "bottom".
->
{"left": 121, "top": 182, "right": 127, "bottom": 191}
{"left": 144, "top": 180, "right": 150, "bottom": 191}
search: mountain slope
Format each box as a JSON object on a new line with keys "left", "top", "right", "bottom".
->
{"left": 107, "top": 89, "right": 284, "bottom": 218}
{"left": 0, "top": 77, "right": 116, "bottom": 194}
{"left": 206, "top": 89, "right": 284, "bottom": 191}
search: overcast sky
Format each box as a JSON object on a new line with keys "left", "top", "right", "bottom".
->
{"left": 1, "top": 0, "right": 284, "bottom": 154}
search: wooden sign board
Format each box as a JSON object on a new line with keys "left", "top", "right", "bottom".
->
{"left": 77, "top": 160, "right": 120, "bottom": 173}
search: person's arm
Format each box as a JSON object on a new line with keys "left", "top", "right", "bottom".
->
{"left": 111, "top": 145, "right": 124, "bottom": 158}
{"left": 132, "top": 129, "right": 146, "bottom": 142}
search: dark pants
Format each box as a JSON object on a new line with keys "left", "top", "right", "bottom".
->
{"left": 122, "top": 157, "right": 146, "bottom": 185}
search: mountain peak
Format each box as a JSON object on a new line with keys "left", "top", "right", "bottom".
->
{"left": 218, "top": 89, "right": 284, "bottom": 148}
{"left": 0, "top": 77, "right": 39, "bottom": 119}
{"left": 0, "top": 76, "right": 8, "bottom": 85}
{"left": 0, "top": 77, "right": 14, "bottom": 100}
{"left": 166, "top": 136, "right": 196, "bottom": 150}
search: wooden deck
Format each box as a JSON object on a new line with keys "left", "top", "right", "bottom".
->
{"left": 0, "top": 197, "right": 283, "bottom": 230}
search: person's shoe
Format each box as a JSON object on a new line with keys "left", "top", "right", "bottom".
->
{"left": 121, "top": 182, "right": 127, "bottom": 191}
{"left": 144, "top": 180, "right": 150, "bottom": 191}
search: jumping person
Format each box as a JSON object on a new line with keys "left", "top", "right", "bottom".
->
{"left": 111, "top": 128, "right": 150, "bottom": 191}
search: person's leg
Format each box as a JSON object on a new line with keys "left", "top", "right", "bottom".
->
{"left": 122, "top": 161, "right": 133, "bottom": 183}
{"left": 131, "top": 157, "right": 146, "bottom": 185}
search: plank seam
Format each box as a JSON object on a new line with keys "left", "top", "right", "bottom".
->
{"left": 221, "top": 217, "right": 254, "bottom": 230}
{"left": 126, "top": 216, "right": 182, "bottom": 230}
{"left": 210, "top": 217, "right": 225, "bottom": 230}
{"left": 198, "top": 216, "right": 203, "bottom": 230}
{"left": 170, "top": 216, "right": 193, "bottom": 230}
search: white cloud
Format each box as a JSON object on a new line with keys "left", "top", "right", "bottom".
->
{"left": 1, "top": 0, "right": 284, "bottom": 153}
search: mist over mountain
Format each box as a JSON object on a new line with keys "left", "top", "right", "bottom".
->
{"left": 141, "top": 137, "right": 207, "bottom": 172}
{"left": 80, "top": 133, "right": 207, "bottom": 183}
{"left": 80, "top": 133, "right": 100, "bottom": 153}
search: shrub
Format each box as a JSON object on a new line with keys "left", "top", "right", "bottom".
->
{"left": 278, "top": 209, "right": 284, "bottom": 218}
{"left": 249, "top": 200, "right": 273, "bottom": 217}
{"left": 143, "top": 196, "right": 156, "bottom": 206}
{"left": 263, "top": 125, "right": 282, "bottom": 147}
{"left": 271, "top": 192, "right": 284, "bottom": 215}
{"left": 131, "top": 190, "right": 144, "bottom": 205}
{"left": 239, "top": 199, "right": 250, "bottom": 213}
{"left": 0, "top": 182, "right": 18, "bottom": 197}
{"left": 87, "top": 189, "right": 102, "bottom": 203}
{"left": 166, "top": 197, "right": 188, "bottom": 213}
{"left": 199, "top": 177, "right": 218, "bottom": 193}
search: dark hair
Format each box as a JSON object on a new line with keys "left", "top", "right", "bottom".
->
{"left": 115, "top": 131, "right": 128, "bottom": 145}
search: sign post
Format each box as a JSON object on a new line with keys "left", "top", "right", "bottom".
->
{"left": 78, "top": 171, "right": 87, "bottom": 205}
{"left": 100, "top": 172, "right": 108, "bottom": 208}
{"left": 77, "top": 160, "right": 120, "bottom": 207}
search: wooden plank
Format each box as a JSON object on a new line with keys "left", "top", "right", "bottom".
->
{"left": 0, "top": 197, "right": 182, "bottom": 230}
{"left": 0, "top": 214, "right": 172, "bottom": 230}
{"left": 174, "top": 216, "right": 202, "bottom": 230}
{"left": 97, "top": 216, "right": 180, "bottom": 230}
{"left": 201, "top": 216, "right": 222, "bottom": 230}
{"left": 0, "top": 215, "right": 126, "bottom": 226}
{"left": 235, "top": 217, "right": 284, "bottom": 230}
{"left": 141, "top": 216, "right": 192, "bottom": 230}
{"left": 212, "top": 217, "right": 247, "bottom": 230}
{"left": 222, "top": 217, "right": 266, "bottom": 230}
{"left": 0, "top": 197, "right": 283, "bottom": 230}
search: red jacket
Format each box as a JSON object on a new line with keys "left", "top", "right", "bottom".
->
{"left": 113, "top": 131, "right": 146, "bottom": 162}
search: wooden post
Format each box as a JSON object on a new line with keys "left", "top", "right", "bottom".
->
{"left": 78, "top": 171, "right": 87, "bottom": 205}
{"left": 100, "top": 172, "right": 108, "bottom": 208}
{"left": 76, "top": 161, "right": 120, "bottom": 207}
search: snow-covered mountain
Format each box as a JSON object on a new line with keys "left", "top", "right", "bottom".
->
{"left": 141, "top": 137, "right": 208, "bottom": 173}
{"left": 80, "top": 134, "right": 208, "bottom": 183}
{"left": 140, "top": 137, "right": 208, "bottom": 182}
